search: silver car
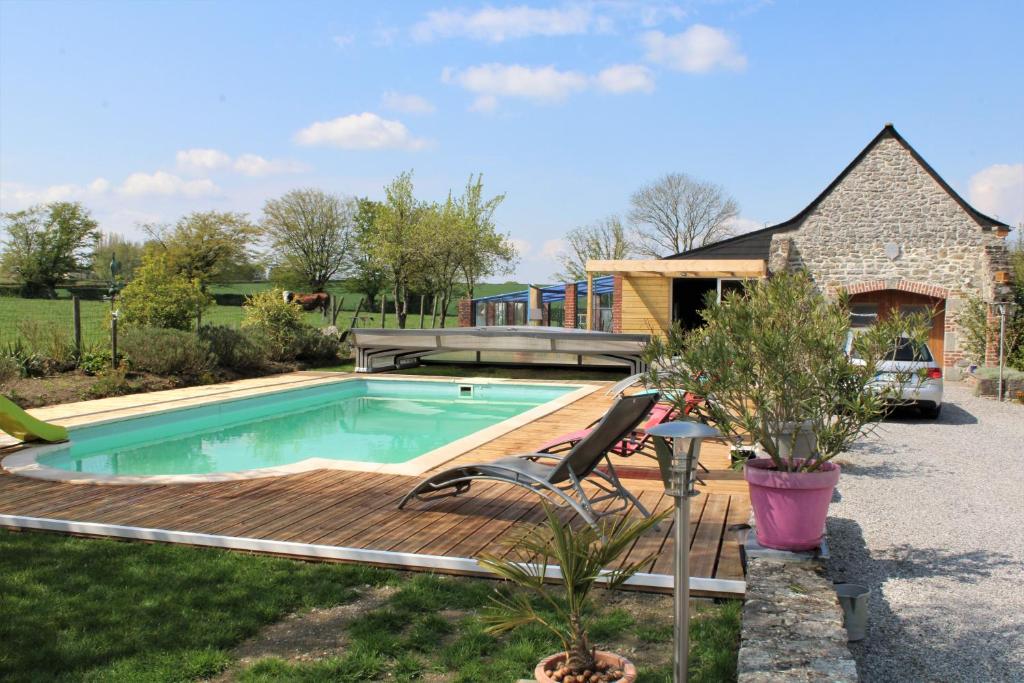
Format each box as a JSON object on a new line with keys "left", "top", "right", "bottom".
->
{"left": 847, "top": 334, "right": 944, "bottom": 419}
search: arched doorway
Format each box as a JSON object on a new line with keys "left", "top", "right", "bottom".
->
{"left": 848, "top": 290, "right": 946, "bottom": 365}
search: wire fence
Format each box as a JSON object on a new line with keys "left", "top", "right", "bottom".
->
{"left": 0, "top": 295, "right": 457, "bottom": 350}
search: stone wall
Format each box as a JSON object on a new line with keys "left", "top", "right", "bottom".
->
{"left": 769, "top": 134, "right": 1012, "bottom": 370}
{"left": 738, "top": 558, "right": 858, "bottom": 682}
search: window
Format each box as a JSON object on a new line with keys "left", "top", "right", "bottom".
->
{"left": 547, "top": 301, "right": 564, "bottom": 326}
{"left": 850, "top": 304, "right": 878, "bottom": 328}
{"left": 474, "top": 301, "right": 486, "bottom": 326}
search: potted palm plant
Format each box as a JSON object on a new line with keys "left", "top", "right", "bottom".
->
{"left": 645, "top": 272, "right": 930, "bottom": 551}
{"left": 478, "top": 505, "right": 669, "bottom": 683}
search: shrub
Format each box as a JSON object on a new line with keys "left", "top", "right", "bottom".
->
{"left": 119, "top": 326, "right": 216, "bottom": 379}
{"left": 16, "top": 320, "right": 76, "bottom": 372}
{"left": 118, "top": 253, "right": 212, "bottom": 330}
{"left": 84, "top": 366, "right": 133, "bottom": 399}
{"left": 1, "top": 338, "right": 46, "bottom": 378}
{"left": 296, "top": 326, "right": 340, "bottom": 364}
{"left": 645, "top": 271, "right": 932, "bottom": 471}
{"left": 956, "top": 295, "right": 989, "bottom": 367}
{"left": 78, "top": 347, "right": 111, "bottom": 376}
{"left": 197, "top": 324, "right": 266, "bottom": 370}
{"left": 241, "top": 289, "right": 307, "bottom": 361}
{"left": 0, "top": 354, "right": 19, "bottom": 384}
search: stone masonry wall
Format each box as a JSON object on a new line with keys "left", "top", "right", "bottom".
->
{"left": 739, "top": 558, "right": 858, "bottom": 682}
{"left": 770, "top": 135, "right": 1012, "bottom": 369}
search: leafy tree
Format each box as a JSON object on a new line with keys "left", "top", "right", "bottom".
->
{"left": 90, "top": 233, "right": 145, "bottom": 282}
{"left": 349, "top": 198, "right": 389, "bottom": 310}
{"left": 554, "top": 215, "right": 634, "bottom": 282}
{"left": 367, "top": 171, "right": 428, "bottom": 328}
{"left": 0, "top": 202, "right": 100, "bottom": 297}
{"left": 240, "top": 288, "right": 307, "bottom": 362}
{"left": 262, "top": 189, "right": 356, "bottom": 292}
{"left": 118, "top": 253, "right": 212, "bottom": 330}
{"left": 628, "top": 172, "right": 738, "bottom": 257}
{"left": 144, "top": 211, "right": 259, "bottom": 288}
{"left": 1007, "top": 228, "right": 1024, "bottom": 370}
{"left": 455, "top": 174, "right": 515, "bottom": 300}
{"left": 420, "top": 196, "right": 465, "bottom": 328}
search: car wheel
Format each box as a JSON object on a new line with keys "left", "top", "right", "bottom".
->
{"left": 920, "top": 404, "right": 941, "bottom": 419}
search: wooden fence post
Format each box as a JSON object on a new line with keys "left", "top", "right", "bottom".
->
{"left": 331, "top": 296, "right": 345, "bottom": 326}
{"left": 380, "top": 295, "right": 387, "bottom": 328}
{"left": 72, "top": 296, "right": 82, "bottom": 356}
{"left": 348, "top": 297, "right": 364, "bottom": 330}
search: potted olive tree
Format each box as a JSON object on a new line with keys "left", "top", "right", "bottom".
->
{"left": 645, "top": 272, "right": 929, "bottom": 551}
{"left": 478, "top": 505, "right": 669, "bottom": 683}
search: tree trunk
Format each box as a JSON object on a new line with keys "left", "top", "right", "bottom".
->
{"left": 565, "top": 617, "right": 597, "bottom": 673}
{"left": 430, "top": 296, "right": 438, "bottom": 329}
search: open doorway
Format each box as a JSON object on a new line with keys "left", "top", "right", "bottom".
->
{"left": 672, "top": 278, "right": 717, "bottom": 331}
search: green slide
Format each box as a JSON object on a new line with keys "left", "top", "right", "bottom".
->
{"left": 0, "top": 395, "right": 69, "bottom": 443}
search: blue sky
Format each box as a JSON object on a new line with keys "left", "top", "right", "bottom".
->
{"left": 2, "top": 0, "right": 1022, "bottom": 282}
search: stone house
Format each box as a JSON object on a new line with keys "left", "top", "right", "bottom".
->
{"left": 588, "top": 124, "right": 1014, "bottom": 375}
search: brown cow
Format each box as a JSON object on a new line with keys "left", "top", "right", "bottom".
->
{"left": 283, "top": 290, "right": 330, "bottom": 315}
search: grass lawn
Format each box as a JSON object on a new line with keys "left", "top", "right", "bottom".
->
{"left": 1, "top": 530, "right": 741, "bottom": 682}
{"left": 0, "top": 281, "right": 532, "bottom": 346}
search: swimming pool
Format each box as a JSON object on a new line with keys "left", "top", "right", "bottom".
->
{"left": 9, "top": 378, "right": 590, "bottom": 483}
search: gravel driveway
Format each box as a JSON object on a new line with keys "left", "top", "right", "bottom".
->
{"left": 827, "top": 383, "right": 1024, "bottom": 682}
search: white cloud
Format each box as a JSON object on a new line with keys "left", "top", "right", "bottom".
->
{"left": 232, "top": 154, "right": 308, "bottom": 177}
{"left": 540, "top": 238, "right": 566, "bottom": 259}
{"left": 118, "top": 171, "right": 219, "bottom": 198}
{"left": 0, "top": 178, "right": 110, "bottom": 208}
{"left": 595, "top": 64, "right": 655, "bottom": 94}
{"left": 727, "top": 216, "right": 765, "bottom": 234}
{"left": 294, "top": 113, "right": 430, "bottom": 150}
{"left": 332, "top": 33, "right": 354, "bottom": 48}
{"left": 510, "top": 238, "right": 532, "bottom": 258}
{"left": 969, "top": 163, "right": 1024, "bottom": 226}
{"left": 444, "top": 64, "right": 589, "bottom": 105}
{"left": 176, "top": 148, "right": 307, "bottom": 176}
{"left": 445, "top": 62, "right": 654, "bottom": 109}
{"left": 413, "top": 5, "right": 595, "bottom": 42}
{"left": 88, "top": 178, "right": 111, "bottom": 194}
{"left": 381, "top": 91, "right": 436, "bottom": 115}
{"left": 469, "top": 94, "right": 500, "bottom": 113}
{"left": 642, "top": 25, "right": 747, "bottom": 73}
{"left": 176, "top": 148, "right": 232, "bottom": 172}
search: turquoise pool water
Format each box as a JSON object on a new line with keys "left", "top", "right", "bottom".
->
{"left": 38, "top": 380, "right": 576, "bottom": 476}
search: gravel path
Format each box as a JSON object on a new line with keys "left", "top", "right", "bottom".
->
{"left": 827, "top": 383, "right": 1024, "bottom": 682}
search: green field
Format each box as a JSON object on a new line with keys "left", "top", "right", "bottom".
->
{"left": 0, "top": 281, "right": 530, "bottom": 346}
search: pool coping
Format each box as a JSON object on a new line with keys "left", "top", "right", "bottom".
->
{"left": 1, "top": 373, "right": 599, "bottom": 485}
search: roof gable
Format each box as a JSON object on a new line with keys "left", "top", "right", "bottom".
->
{"left": 666, "top": 124, "right": 1009, "bottom": 261}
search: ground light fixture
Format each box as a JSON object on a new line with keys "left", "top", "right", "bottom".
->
{"left": 646, "top": 420, "right": 722, "bottom": 683}
{"left": 997, "top": 301, "right": 1018, "bottom": 401}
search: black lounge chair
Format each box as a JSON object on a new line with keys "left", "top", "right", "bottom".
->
{"left": 397, "top": 393, "right": 660, "bottom": 528}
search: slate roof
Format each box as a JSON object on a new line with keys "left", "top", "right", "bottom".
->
{"left": 666, "top": 124, "right": 1010, "bottom": 261}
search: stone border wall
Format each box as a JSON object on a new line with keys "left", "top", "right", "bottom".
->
{"left": 738, "top": 557, "right": 858, "bottom": 682}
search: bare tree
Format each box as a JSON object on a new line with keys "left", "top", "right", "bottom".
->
{"left": 262, "top": 189, "right": 356, "bottom": 291}
{"left": 628, "top": 173, "right": 738, "bottom": 257}
{"left": 554, "top": 215, "right": 634, "bottom": 282}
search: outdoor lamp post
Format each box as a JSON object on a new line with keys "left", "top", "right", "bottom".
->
{"left": 646, "top": 420, "right": 722, "bottom": 683}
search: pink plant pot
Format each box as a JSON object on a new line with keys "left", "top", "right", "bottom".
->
{"left": 744, "top": 458, "right": 840, "bottom": 551}
{"left": 535, "top": 651, "right": 637, "bottom": 683}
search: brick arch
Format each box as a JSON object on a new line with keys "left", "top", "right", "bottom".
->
{"left": 839, "top": 279, "right": 950, "bottom": 300}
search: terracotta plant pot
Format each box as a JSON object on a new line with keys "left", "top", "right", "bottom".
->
{"left": 534, "top": 650, "right": 637, "bottom": 683}
{"left": 744, "top": 457, "right": 840, "bottom": 551}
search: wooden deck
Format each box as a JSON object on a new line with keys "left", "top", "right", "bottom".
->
{"left": 0, "top": 373, "right": 749, "bottom": 597}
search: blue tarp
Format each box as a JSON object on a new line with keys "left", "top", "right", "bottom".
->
{"left": 474, "top": 275, "right": 614, "bottom": 305}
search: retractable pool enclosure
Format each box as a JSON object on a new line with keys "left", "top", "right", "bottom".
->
{"left": 351, "top": 326, "right": 650, "bottom": 373}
